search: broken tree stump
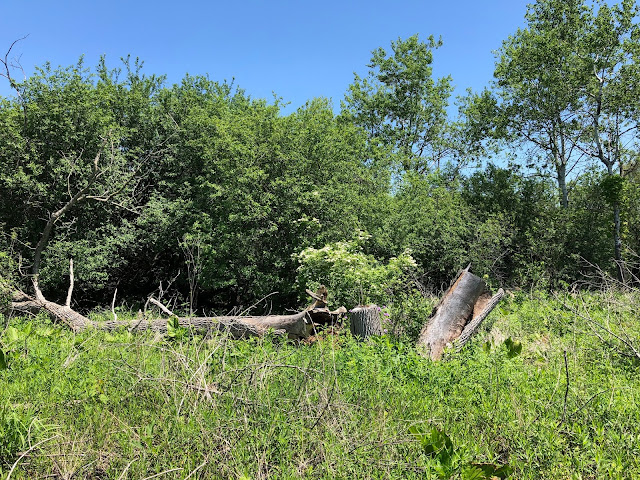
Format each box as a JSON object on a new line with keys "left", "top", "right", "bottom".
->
{"left": 349, "top": 305, "right": 382, "bottom": 339}
{"left": 416, "top": 265, "right": 504, "bottom": 360}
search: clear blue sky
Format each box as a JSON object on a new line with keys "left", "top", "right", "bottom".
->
{"left": 1, "top": 0, "right": 529, "bottom": 113}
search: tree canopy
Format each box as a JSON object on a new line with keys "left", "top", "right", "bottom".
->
{"left": 2, "top": 0, "right": 640, "bottom": 313}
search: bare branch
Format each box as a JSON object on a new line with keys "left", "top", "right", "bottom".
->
{"left": 0, "top": 35, "right": 28, "bottom": 85}
{"left": 148, "top": 297, "right": 175, "bottom": 317}
{"left": 65, "top": 258, "right": 74, "bottom": 307}
{"left": 111, "top": 288, "right": 118, "bottom": 322}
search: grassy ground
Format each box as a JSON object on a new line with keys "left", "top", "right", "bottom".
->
{"left": 1, "top": 291, "right": 639, "bottom": 479}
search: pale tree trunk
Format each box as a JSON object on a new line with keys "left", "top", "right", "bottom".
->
{"left": 11, "top": 291, "right": 92, "bottom": 332}
{"left": 349, "top": 305, "right": 382, "bottom": 339}
{"left": 557, "top": 161, "right": 569, "bottom": 209}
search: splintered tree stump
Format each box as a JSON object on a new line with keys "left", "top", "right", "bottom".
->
{"left": 456, "top": 287, "right": 504, "bottom": 350}
{"left": 349, "top": 305, "right": 382, "bottom": 339}
{"left": 417, "top": 265, "right": 503, "bottom": 360}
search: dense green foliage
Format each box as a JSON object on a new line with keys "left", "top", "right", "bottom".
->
{"left": 2, "top": 2, "right": 640, "bottom": 310}
{"left": 2, "top": 291, "right": 640, "bottom": 478}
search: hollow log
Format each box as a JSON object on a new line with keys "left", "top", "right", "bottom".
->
{"left": 349, "top": 305, "right": 382, "bottom": 339}
{"left": 416, "top": 265, "right": 502, "bottom": 360}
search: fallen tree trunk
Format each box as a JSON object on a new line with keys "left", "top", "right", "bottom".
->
{"left": 99, "top": 311, "right": 310, "bottom": 338}
{"left": 456, "top": 287, "right": 505, "bottom": 351}
{"left": 417, "top": 265, "right": 503, "bottom": 360}
{"left": 349, "top": 305, "right": 382, "bottom": 339}
{"left": 9, "top": 286, "right": 345, "bottom": 340}
{"left": 10, "top": 291, "right": 92, "bottom": 332}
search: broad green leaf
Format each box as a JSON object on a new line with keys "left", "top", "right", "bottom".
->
{"left": 471, "top": 462, "right": 514, "bottom": 479}
{"left": 166, "top": 315, "right": 182, "bottom": 339}
{"left": 4, "top": 326, "right": 19, "bottom": 345}
{"left": 462, "top": 466, "right": 487, "bottom": 480}
{"left": 503, "top": 337, "right": 522, "bottom": 358}
{"left": 22, "top": 323, "right": 32, "bottom": 337}
{"left": 409, "top": 425, "right": 454, "bottom": 458}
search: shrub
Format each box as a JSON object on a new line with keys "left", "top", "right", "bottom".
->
{"left": 294, "top": 231, "right": 416, "bottom": 308}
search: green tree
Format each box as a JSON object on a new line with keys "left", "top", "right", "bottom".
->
{"left": 155, "top": 76, "right": 378, "bottom": 307}
{"left": 576, "top": 0, "right": 640, "bottom": 279}
{"left": 0, "top": 57, "right": 168, "bottom": 303}
{"left": 493, "top": 0, "right": 588, "bottom": 208}
{"left": 341, "top": 35, "right": 454, "bottom": 173}
{"left": 493, "top": 0, "right": 640, "bottom": 280}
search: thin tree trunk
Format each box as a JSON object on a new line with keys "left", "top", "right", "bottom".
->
{"left": 557, "top": 162, "right": 569, "bottom": 209}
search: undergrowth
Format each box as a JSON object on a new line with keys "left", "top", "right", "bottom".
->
{"left": 1, "top": 291, "right": 639, "bottom": 479}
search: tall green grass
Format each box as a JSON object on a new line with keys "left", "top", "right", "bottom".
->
{"left": 1, "top": 291, "right": 639, "bottom": 479}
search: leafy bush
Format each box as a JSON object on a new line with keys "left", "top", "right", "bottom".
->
{"left": 294, "top": 231, "right": 416, "bottom": 308}
{"left": 388, "top": 291, "right": 436, "bottom": 341}
{"left": 0, "top": 249, "right": 16, "bottom": 315}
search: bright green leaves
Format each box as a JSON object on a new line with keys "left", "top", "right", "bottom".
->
{"left": 3, "top": 326, "right": 20, "bottom": 345}
{"left": 409, "top": 425, "right": 513, "bottom": 479}
{"left": 409, "top": 425, "right": 454, "bottom": 460}
{"left": 166, "top": 315, "right": 186, "bottom": 340}
{"left": 482, "top": 337, "right": 523, "bottom": 359}
{"left": 409, "top": 425, "right": 456, "bottom": 480}
{"left": 0, "top": 323, "right": 35, "bottom": 370}
{"left": 294, "top": 232, "right": 416, "bottom": 307}
{"left": 466, "top": 463, "right": 514, "bottom": 479}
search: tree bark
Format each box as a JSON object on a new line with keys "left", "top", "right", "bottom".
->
{"left": 10, "top": 293, "right": 92, "bottom": 332}
{"left": 557, "top": 161, "right": 569, "bottom": 209}
{"left": 349, "top": 305, "right": 382, "bottom": 339}
{"left": 456, "top": 288, "right": 504, "bottom": 350}
{"left": 416, "top": 265, "right": 502, "bottom": 360}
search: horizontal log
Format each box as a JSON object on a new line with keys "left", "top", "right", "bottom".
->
{"left": 99, "top": 311, "right": 311, "bottom": 338}
{"left": 10, "top": 294, "right": 346, "bottom": 340}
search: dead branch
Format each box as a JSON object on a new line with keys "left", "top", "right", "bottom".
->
{"left": 111, "top": 288, "right": 118, "bottom": 322}
{"left": 148, "top": 297, "right": 175, "bottom": 317}
{"left": 65, "top": 258, "right": 74, "bottom": 308}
